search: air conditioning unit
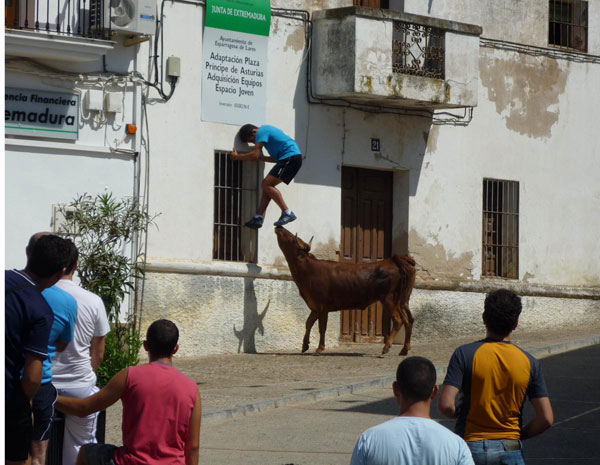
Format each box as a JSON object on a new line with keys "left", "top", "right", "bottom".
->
{"left": 90, "top": 0, "right": 157, "bottom": 36}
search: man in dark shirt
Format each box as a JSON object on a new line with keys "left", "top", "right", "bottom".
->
{"left": 5, "top": 234, "right": 71, "bottom": 465}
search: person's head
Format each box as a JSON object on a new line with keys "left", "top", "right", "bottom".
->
{"left": 25, "top": 234, "right": 71, "bottom": 289}
{"left": 483, "top": 289, "right": 522, "bottom": 338}
{"left": 393, "top": 356, "right": 438, "bottom": 409}
{"left": 64, "top": 239, "right": 79, "bottom": 277}
{"left": 26, "top": 231, "right": 51, "bottom": 257}
{"left": 238, "top": 124, "right": 258, "bottom": 143}
{"left": 144, "top": 319, "right": 180, "bottom": 359}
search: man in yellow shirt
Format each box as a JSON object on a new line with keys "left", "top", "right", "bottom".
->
{"left": 438, "top": 289, "right": 554, "bottom": 464}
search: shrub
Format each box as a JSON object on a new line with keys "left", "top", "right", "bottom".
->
{"left": 58, "top": 193, "right": 157, "bottom": 386}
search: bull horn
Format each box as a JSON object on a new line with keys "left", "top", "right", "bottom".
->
{"left": 309, "top": 236, "right": 314, "bottom": 246}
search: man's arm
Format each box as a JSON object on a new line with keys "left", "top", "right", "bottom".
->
{"left": 90, "top": 336, "right": 106, "bottom": 372}
{"left": 230, "top": 142, "right": 264, "bottom": 161}
{"left": 522, "top": 397, "right": 553, "bottom": 440}
{"left": 56, "top": 367, "right": 128, "bottom": 417}
{"left": 21, "top": 354, "right": 44, "bottom": 399}
{"left": 185, "top": 392, "right": 202, "bottom": 465}
{"left": 56, "top": 340, "right": 69, "bottom": 353}
{"left": 438, "top": 384, "right": 460, "bottom": 419}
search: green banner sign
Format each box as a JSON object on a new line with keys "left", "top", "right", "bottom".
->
{"left": 206, "top": 0, "right": 271, "bottom": 36}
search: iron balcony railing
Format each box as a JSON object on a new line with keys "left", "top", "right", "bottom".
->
{"left": 5, "top": 0, "right": 111, "bottom": 39}
{"left": 392, "top": 20, "right": 445, "bottom": 79}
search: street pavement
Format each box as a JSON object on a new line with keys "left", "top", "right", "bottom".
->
{"left": 104, "top": 325, "right": 600, "bottom": 464}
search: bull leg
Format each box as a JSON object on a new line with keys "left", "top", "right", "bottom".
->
{"left": 399, "top": 304, "right": 415, "bottom": 356}
{"left": 383, "top": 308, "right": 403, "bottom": 355}
{"left": 316, "top": 312, "right": 329, "bottom": 354}
{"left": 302, "top": 311, "right": 319, "bottom": 353}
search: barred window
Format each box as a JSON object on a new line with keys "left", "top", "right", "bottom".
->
{"left": 482, "top": 179, "right": 519, "bottom": 279}
{"left": 213, "top": 151, "right": 258, "bottom": 262}
{"left": 549, "top": 0, "right": 588, "bottom": 52}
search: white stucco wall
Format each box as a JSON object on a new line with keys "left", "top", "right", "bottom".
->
{"left": 409, "top": 46, "right": 600, "bottom": 287}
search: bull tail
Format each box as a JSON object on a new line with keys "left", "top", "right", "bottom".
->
{"left": 391, "top": 254, "right": 416, "bottom": 305}
{"left": 392, "top": 254, "right": 416, "bottom": 270}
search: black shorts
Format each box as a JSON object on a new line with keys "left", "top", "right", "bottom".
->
{"left": 32, "top": 382, "right": 58, "bottom": 441}
{"left": 5, "top": 395, "right": 33, "bottom": 461}
{"left": 269, "top": 155, "right": 302, "bottom": 185}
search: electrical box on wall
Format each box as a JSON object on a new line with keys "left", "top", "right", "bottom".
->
{"left": 84, "top": 90, "right": 104, "bottom": 112}
{"left": 105, "top": 93, "right": 123, "bottom": 113}
{"left": 167, "top": 56, "right": 181, "bottom": 78}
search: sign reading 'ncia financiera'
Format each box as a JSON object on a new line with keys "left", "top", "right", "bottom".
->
{"left": 5, "top": 88, "right": 79, "bottom": 140}
{"left": 201, "top": 0, "right": 270, "bottom": 126}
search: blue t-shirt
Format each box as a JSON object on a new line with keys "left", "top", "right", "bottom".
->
{"left": 350, "top": 416, "right": 474, "bottom": 465}
{"left": 41, "top": 286, "right": 78, "bottom": 383}
{"left": 5, "top": 270, "right": 54, "bottom": 403}
{"left": 255, "top": 125, "right": 301, "bottom": 162}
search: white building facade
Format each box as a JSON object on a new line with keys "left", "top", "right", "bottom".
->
{"left": 5, "top": 0, "right": 600, "bottom": 357}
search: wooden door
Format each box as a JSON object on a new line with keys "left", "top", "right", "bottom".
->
{"left": 340, "top": 167, "right": 393, "bottom": 343}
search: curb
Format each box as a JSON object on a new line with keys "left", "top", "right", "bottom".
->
{"left": 202, "top": 335, "right": 600, "bottom": 422}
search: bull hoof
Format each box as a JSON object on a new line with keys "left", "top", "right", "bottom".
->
{"left": 399, "top": 348, "right": 409, "bottom": 356}
{"left": 381, "top": 347, "right": 390, "bottom": 355}
{"left": 315, "top": 347, "right": 324, "bottom": 355}
{"left": 302, "top": 344, "right": 309, "bottom": 353}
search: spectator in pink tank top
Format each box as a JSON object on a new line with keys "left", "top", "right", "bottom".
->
{"left": 55, "top": 319, "right": 202, "bottom": 465}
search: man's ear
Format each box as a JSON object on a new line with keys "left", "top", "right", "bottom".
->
{"left": 143, "top": 340, "right": 149, "bottom": 352}
{"left": 431, "top": 384, "right": 440, "bottom": 400}
{"left": 512, "top": 321, "right": 519, "bottom": 331}
{"left": 172, "top": 344, "right": 179, "bottom": 356}
{"left": 392, "top": 381, "right": 401, "bottom": 398}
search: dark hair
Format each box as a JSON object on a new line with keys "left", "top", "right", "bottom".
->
{"left": 396, "top": 356, "right": 437, "bottom": 401}
{"left": 146, "top": 319, "right": 179, "bottom": 358}
{"left": 26, "top": 235, "right": 71, "bottom": 278}
{"left": 483, "top": 289, "right": 522, "bottom": 337}
{"left": 238, "top": 124, "right": 258, "bottom": 142}
{"left": 64, "top": 239, "right": 79, "bottom": 275}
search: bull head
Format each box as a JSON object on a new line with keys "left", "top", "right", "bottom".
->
{"left": 275, "top": 227, "right": 312, "bottom": 260}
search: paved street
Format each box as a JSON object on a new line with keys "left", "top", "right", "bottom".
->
{"left": 198, "top": 344, "right": 600, "bottom": 465}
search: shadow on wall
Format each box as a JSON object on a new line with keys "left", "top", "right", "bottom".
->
{"left": 233, "top": 277, "right": 269, "bottom": 353}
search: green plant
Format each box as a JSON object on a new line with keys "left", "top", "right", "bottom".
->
{"left": 58, "top": 193, "right": 158, "bottom": 386}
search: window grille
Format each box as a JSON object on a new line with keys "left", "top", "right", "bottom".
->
{"left": 392, "top": 21, "right": 445, "bottom": 79}
{"left": 482, "top": 179, "right": 519, "bottom": 279}
{"left": 213, "top": 151, "right": 258, "bottom": 263}
{"left": 549, "top": 0, "right": 588, "bottom": 52}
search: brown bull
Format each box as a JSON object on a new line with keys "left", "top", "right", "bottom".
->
{"left": 275, "top": 227, "right": 416, "bottom": 355}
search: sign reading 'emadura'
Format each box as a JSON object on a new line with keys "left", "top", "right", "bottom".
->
{"left": 5, "top": 88, "right": 79, "bottom": 140}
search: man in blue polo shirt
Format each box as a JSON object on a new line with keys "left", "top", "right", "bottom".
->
{"left": 231, "top": 124, "right": 302, "bottom": 228}
{"left": 5, "top": 234, "right": 72, "bottom": 465}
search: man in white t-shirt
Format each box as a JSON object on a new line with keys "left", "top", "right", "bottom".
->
{"left": 51, "top": 249, "right": 110, "bottom": 465}
{"left": 350, "top": 356, "right": 474, "bottom": 465}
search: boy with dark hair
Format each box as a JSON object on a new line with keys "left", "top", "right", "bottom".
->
{"left": 56, "top": 319, "right": 201, "bottom": 465}
{"left": 231, "top": 123, "right": 302, "bottom": 228}
{"left": 5, "top": 233, "right": 71, "bottom": 465}
{"left": 438, "top": 289, "right": 554, "bottom": 465}
{"left": 350, "top": 356, "right": 474, "bottom": 465}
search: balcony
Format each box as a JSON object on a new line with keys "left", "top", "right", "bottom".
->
{"left": 311, "top": 7, "right": 482, "bottom": 110}
{"left": 5, "top": 0, "right": 114, "bottom": 62}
